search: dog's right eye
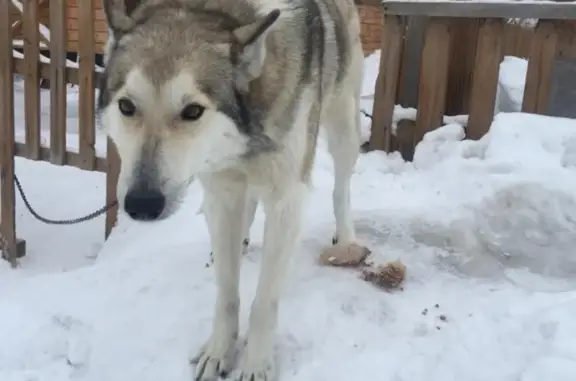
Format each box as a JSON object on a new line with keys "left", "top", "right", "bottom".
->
{"left": 118, "top": 98, "right": 136, "bottom": 117}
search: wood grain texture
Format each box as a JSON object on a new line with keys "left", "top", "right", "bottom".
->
{"left": 49, "top": 0, "right": 67, "bottom": 165}
{"left": 0, "top": 0, "right": 20, "bottom": 261}
{"left": 522, "top": 20, "right": 559, "bottom": 115}
{"left": 105, "top": 140, "right": 120, "bottom": 238}
{"left": 382, "top": 1, "right": 576, "bottom": 20}
{"left": 369, "top": 15, "right": 405, "bottom": 152}
{"left": 78, "top": 0, "right": 96, "bottom": 170}
{"left": 23, "top": 0, "right": 41, "bottom": 160}
{"left": 468, "top": 18, "right": 504, "bottom": 140}
{"left": 414, "top": 18, "right": 451, "bottom": 145}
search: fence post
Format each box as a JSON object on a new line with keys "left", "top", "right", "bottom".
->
{"left": 49, "top": 0, "right": 67, "bottom": 165}
{"left": 78, "top": 0, "right": 97, "bottom": 170}
{"left": 105, "top": 139, "right": 120, "bottom": 238}
{"left": 369, "top": 14, "right": 405, "bottom": 151}
{"left": 23, "top": 0, "right": 41, "bottom": 160}
{"left": 414, "top": 17, "right": 451, "bottom": 145}
{"left": 0, "top": 0, "right": 26, "bottom": 262}
{"left": 468, "top": 18, "right": 504, "bottom": 140}
{"left": 522, "top": 20, "right": 559, "bottom": 114}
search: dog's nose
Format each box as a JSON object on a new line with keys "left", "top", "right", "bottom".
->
{"left": 124, "top": 188, "right": 166, "bottom": 221}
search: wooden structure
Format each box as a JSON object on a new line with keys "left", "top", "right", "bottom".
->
{"left": 369, "top": 0, "right": 576, "bottom": 159}
{"left": 1, "top": 0, "right": 119, "bottom": 262}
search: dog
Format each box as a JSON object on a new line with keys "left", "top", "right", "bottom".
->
{"left": 98, "top": 1, "right": 366, "bottom": 379}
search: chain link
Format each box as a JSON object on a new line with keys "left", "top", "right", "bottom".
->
{"left": 13, "top": 175, "right": 118, "bottom": 225}
{"left": 1, "top": 175, "right": 117, "bottom": 265}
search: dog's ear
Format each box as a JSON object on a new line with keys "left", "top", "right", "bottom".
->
{"left": 103, "top": 0, "right": 143, "bottom": 38}
{"left": 231, "top": 9, "right": 281, "bottom": 91}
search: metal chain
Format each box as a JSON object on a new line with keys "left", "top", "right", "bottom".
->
{"left": 14, "top": 174, "right": 118, "bottom": 225}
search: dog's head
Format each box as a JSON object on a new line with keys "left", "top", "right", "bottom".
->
{"left": 98, "top": 0, "right": 279, "bottom": 222}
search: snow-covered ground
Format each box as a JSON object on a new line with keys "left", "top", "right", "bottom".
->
{"left": 2, "top": 52, "right": 576, "bottom": 381}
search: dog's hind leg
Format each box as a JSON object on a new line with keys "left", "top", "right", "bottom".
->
{"left": 231, "top": 183, "right": 308, "bottom": 381}
{"left": 321, "top": 58, "right": 370, "bottom": 260}
{"left": 324, "top": 91, "right": 361, "bottom": 246}
{"left": 192, "top": 173, "right": 248, "bottom": 381}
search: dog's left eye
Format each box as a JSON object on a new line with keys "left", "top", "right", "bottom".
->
{"left": 180, "top": 104, "right": 205, "bottom": 121}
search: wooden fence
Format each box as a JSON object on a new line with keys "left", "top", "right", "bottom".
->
{"left": 368, "top": 0, "right": 576, "bottom": 158}
{"left": 1, "top": 0, "right": 119, "bottom": 262}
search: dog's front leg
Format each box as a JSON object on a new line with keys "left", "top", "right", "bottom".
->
{"left": 193, "top": 174, "right": 248, "bottom": 381}
{"left": 232, "top": 183, "right": 308, "bottom": 381}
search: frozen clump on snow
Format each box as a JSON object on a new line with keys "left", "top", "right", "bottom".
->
{"left": 412, "top": 123, "right": 481, "bottom": 170}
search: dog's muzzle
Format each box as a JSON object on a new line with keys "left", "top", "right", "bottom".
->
{"left": 124, "top": 187, "right": 166, "bottom": 221}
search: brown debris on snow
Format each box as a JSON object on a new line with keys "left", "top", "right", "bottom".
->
{"left": 360, "top": 260, "right": 406, "bottom": 291}
{"left": 318, "top": 243, "right": 371, "bottom": 267}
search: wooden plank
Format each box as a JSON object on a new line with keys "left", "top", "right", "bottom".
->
{"left": 397, "top": 16, "right": 426, "bottom": 108}
{"left": 105, "top": 139, "right": 120, "bottom": 238}
{"left": 23, "top": 0, "right": 41, "bottom": 160}
{"left": 49, "top": 0, "right": 67, "bottom": 165}
{"left": 414, "top": 18, "right": 451, "bottom": 145}
{"left": 394, "top": 16, "right": 426, "bottom": 160}
{"left": 382, "top": 1, "right": 576, "bottom": 20}
{"left": 468, "top": 18, "right": 504, "bottom": 140}
{"left": 445, "top": 18, "right": 480, "bottom": 116}
{"left": 0, "top": 0, "right": 19, "bottom": 262}
{"left": 78, "top": 0, "right": 96, "bottom": 170}
{"left": 12, "top": 57, "right": 104, "bottom": 87}
{"left": 14, "top": 143, "right": 107, "bottom": 172}
{"left": 557, "top": 21, "right": 576, "bottom": 60}
{"left": 522, "top": 20, "right": 559, "bottom": 114}
{"left": 368, "top": 15, "right": 405, "bottom": 151}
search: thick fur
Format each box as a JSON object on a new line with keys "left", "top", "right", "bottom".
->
{"left": 99, "top": 1, "right": 364, "bottom": 380}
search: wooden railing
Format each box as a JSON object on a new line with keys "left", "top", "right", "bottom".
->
{"left": 1, "top": 0, "right": 119, "bottom": 262}
{"left": 369, "top": 0, "right": 576, "bottom": 158}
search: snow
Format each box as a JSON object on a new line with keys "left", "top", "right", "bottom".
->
{"left": 2, "top": 51, "right": 576, "bottom": 381}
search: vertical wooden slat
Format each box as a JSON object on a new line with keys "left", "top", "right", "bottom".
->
{"left": 0, "top": 0, "right": 17, "bottom": 262}
{"left": 369, "top": 15, "right": 405, "bottom": 152}
{"left": 445, "top": 18, "right": 480, "bottom": 115}
{"left": 105, "top": 139, "right": 120, "bottom": 238}
{"left": 395, "top": 16, "right": 426, "bottom": 160}
{"left": 467, "top": 18, "right": 504, "bottom": 140}
{"left": 78, "top": 0, "right": 96, "bottom": 170}
{"left": 397, "top": 16, "right": 427, "bottom": 108}
{"left": 414, "top": 18, "right": 451, "bottom": 146}
{"left": 49, "top": 0, "right": 67, "bottom": 165}
{"left": 522, "top": 20, "right": 559, "bottom": 114}
{"left": 23, "top": 0, "right": 41, "bottom": 160}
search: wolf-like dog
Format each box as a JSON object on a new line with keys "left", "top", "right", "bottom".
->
{"left": 99, "top": 0, "right": 366, "bottom": 379}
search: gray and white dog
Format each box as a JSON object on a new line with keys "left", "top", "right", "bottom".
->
{"left": 99, "top": 0, "right": 366, "bottom": 379}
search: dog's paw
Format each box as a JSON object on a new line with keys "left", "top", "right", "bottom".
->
{"left": 228, "top": 351, "right": 276, "bottom": 381}
{"left": 191, "top": 339, "right": 237, "bottom": 381}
